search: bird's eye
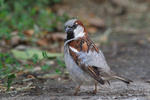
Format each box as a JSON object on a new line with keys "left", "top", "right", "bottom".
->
{"left": 75, "top": 22, "right": 78, "bottom": 25}
{"left": 73, "top": 24, "right": 77, "bottom": 28}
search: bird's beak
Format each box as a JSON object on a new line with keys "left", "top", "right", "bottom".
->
{"left": 65, "top": 27, "right": 73, "bottom": 33}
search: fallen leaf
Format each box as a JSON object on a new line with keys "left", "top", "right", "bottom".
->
{"left": 16, "top": 71, "right": 24, "bottom": 77}
{"left": 37, "top": 73, "right": 60, "bottom": 79}
{"left": 37, "top": 39, "right": 48, "bottom": 47}
{"left": 136, "top": 40, "right": 145, "bottom": 45}
{"left": 24, "top": 29, "right": 34, "bottom": 36}
{"left": 10, "top": 35, "right": 20, "bottom": 46}
{"left": 33, "top": 67, "right": 41, "bottom": 72}
{"left": 50, "top": 33, "right": 66, "bottom": 41}
{"left": 15, "top": 82, "right": 35, "bottom": 92}
{"left": 27, "top": 75, "right": 35, "bottom": 79}
{"left": 99, "top": 29, "right": 111, "bottom": 43}
{"left": 88, "top": 17, "right": 105, "bottom": 28}
{"left": 87, "top": 26, "right": 98, "bottom": 34}
{"left": 147, "top": 36, "right": 150, "bottom": 42}
{"left": 11, "top": 31, "right": 18, "bottom": 35}
{"left": 11, "top": 48, "right": 63, "bottom": 60}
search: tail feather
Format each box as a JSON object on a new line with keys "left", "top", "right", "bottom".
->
{"left": 112, "top": 75, "right": 132, "bottom": 84}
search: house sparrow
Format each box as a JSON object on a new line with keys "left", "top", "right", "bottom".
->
{"left": 64, "top": 19, "right": 132, "bottom": 95}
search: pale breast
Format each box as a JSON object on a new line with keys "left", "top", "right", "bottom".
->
{"left": 64, "top": 45, "right": 94, "bottom": 84}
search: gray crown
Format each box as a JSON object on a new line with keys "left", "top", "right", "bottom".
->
{"left": 64, "top": 19, "right": 77, "bottom": 27}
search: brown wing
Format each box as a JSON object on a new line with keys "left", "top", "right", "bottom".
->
{"left": 68, "top": 36, "right": 105, "bottom": 84}
{"left": 86, "top": 66, "right": 105, "bottom": 84}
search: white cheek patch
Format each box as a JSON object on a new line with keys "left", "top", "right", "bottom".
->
{"left": 74, "top": 25, "right": 85, "bottom": 38}
{"left": 69, "top": 46, "right": 79, "bottom": 53}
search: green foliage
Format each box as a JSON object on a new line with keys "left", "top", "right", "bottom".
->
{"left": 32, "top": 54, "right": 39, "bottom": 64}
{"left": 0, "top": 0, "right": 69, "bottom": 39}
{"left": 7, "top": 73, "right": 16, "bottom": 91}
{"left": 0, "top": 50, "right": 65, "bottom": 91}
{"left": 0, "top": 53, "right": 18, "bottom": 90}
{"left": 56, "top": 58, "right": 65, "bottom": 68}
{"left": 55, "top": 68, "right": 62, "bottom": 74}
{"left": 42, "top": 51, "right": 49, "bottom": 59}
{"left": 56, "top": 58, "right": 65, "bottom": 75}
{"left": 41, "top": 64, "right": 51, "bottom": 71}
{"left": 12, "top": 49, "right": 62, "bottom": 60}
{"left": 42, "top": 51, "right": 65, "bottom": 74}
{"left": 25, "top": 64, "right": 33, "bottom": 70}
{"left": 0, "top": 53, "right": 19, "bottom": 78}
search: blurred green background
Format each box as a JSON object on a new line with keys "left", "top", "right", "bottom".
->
{"left": 0, "top": 0, "right": 69, "bottom": 91}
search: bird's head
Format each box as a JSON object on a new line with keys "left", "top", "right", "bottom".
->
{"left": 64, "top": 19, "right": 87, "bottom": 40}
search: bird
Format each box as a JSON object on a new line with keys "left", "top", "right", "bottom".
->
{"left": 64, "top": 19, "right": 132, "bottom": 95}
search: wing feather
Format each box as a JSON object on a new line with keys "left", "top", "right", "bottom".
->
{"left": 87, "top": 66, "right": 105, "bottom": 84}
{"left": 68, "top": 37, "right": 110, "bottom": 84}
{"left": 68, "top": 37, "right": 132, "bottom": 84}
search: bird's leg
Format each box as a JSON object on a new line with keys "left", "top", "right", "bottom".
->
{"left": 93, "top": 82, "right": 98, "bottom": 94}
{"left": 107, "top": 80, "right": 110, "bottom": 86}
{"left": 74, "top": 84, "right": 82, "bottom": 95}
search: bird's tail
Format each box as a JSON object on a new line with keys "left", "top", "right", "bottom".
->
{"left": 112, "top": 75, "right": 132, "bottom": 84}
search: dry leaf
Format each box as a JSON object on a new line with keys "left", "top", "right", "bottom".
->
{"left": 11, "top": 35, "right": 20, "bottom": 45}
{"left": 33, "top": 67, "right": 41, "bottom": 72}
{"left": 87, "top": 26, "right": 98, "bottom": 34}
{"left": 50, "top": 33, "right": 66, "bottom": 41}
{"left": 37, "top": 39, "right": 48, "bottom": 47}
{"left": 147, "top": 36, "right": 150, "bottom": 42}
{"left": 99, "top": 29, "right": 111, "bottom": 43}
{"left": 136, "top": 40, "right": 145, "bottom": 45}
{"left": 16, "top": 71, "right": 24, "bottom": 77}
{"left": 24, "top": 29, "right": 34, "bottom": 36}
{"left": 11, "top": 31, "right": 18, "bottom": 35}
{"left": 37, "top": 73, "right": 60, "bottom": 79}
{"left": 88, "top": 17, "right": 105, "bottom": 28}
{"left": 27, "top": 75, "right": 35, "bottom": 79}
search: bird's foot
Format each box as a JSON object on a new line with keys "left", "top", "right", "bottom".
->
{"left": 92, "top": 89, "right": 97, "bottom": 94}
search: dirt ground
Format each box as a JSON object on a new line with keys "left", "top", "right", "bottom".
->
{"left": 1, "top": 81, "right": 150, "bottom": 100}
{"left": 1, "top": 30, "right": 150, "bottom": 100}
{"left": 1, "top": 0, "right": 150, "bottom": 99}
